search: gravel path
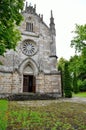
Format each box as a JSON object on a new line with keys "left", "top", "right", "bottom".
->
{"left": 62, "top": 97, "right": 86, "bottom": 104}
{"left": 17, "top": 97, "right": 86, "bottom": 107}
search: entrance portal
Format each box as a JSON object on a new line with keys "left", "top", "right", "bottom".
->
{"left": 23, "top": 75, "right": 36, "bottom": 93}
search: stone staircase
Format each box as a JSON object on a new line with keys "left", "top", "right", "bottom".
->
{"left": 5, "top": 93, "right": 61, "bottom": 101}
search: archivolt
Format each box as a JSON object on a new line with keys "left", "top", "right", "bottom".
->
{"left": 19, "top": 58, "right": 39, "bottom": 75}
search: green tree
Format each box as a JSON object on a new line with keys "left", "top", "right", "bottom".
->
{"left": 71, "top": 24, "right": 86, "bottom": 53}
{"left": 0, "top": 0, "right": 24, "bottom": 55}
{"left": 69, "top": 55, "right": 80, "bottom": 93}
{"left": 71, "top": 24, "right": 86, "bottom": 92}
{"left": 78, "top": 49, "right": 86, "bottom": 91}
{"left": 58, "top": 57, "right": 67, "bottom": 71}
{"left": 69, "top": 55, "right": 80, "bottom": 74}
{"left": 58, "top": 57, "right": 67, "bottom": 97}
{"left": 69, "top": 51, "right": 86, "bottom": 92}
{"left": 73, "top": 72, "right": 79, "bottom": 93}
{"left": 64, "top": 62, "right": 72, "bottom": 98}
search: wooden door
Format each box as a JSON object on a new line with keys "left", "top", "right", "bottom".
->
{"left": 23, "top": 75, "right": 29, "bottom": 92}
{"left": 23, "top": 75, "right": 36, "bottom": 93}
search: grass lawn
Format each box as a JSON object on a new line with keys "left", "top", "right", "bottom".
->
{"left": 73, "top": 92, "right": 86, "bottom": 97}
{"left": 7, "top": 100, "right": 86, "bottom": 130}
{"left": 0, "top": 99, "right": 86, "bottom": 130}
{"left": 0, "top": 100, "right": 8, "bottom": 130}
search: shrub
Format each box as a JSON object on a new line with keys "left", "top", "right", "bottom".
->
{"left": 64, "top": 62, "right": 72, "bottom": 98}
{"left": 65, "top": 90, "right": 72, "bottom": 98}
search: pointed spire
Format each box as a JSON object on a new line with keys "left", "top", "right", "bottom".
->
{"left": 25, "top": 2, "right": 36, "bottom": 14}
{"left": 41, "top": 14, "right": 43, "bottom": 21}
{"left": 34, "top": 4, "right": 36, "bottom": 13}
{"left": 34, "top": 4, "right": 36, "bottom": 9}
{"left": 51, "top": 10, "right": 53, "bottom": 18}
{"left": 25, "top": 1, "right": 28, "bottom": 11}
{"left": 50, "top": 10, "right": 56, "bottom": 35}
{"left": 50, "top": 10, "right": 54, "bottom": 24}
{"left": 26, "top": 2, "right": 28, "bottom": 8}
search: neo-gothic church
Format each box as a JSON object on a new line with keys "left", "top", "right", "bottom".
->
{"left": 0, "top": 3, "right": 61, "bottom": 98}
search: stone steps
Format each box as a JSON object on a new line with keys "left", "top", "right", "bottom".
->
{"left": 6, "top": 93, "right": 60, "bottom": 101}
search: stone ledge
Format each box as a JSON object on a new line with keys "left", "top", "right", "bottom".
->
{"left": 44, "top": 72, "right": 61, "bottom": 75}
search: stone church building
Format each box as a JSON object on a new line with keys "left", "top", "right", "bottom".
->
{"left": 0, "top": 3, "right": 61, "bottom": 98}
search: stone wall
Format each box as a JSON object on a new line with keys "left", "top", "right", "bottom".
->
{"left": 0, "top": 71, "right": 21, "bottom": 94}
{"left": 0, "top": 71, "right": 62, "bottom": 98}
{"left": 0, "top": 72, "right": 12, "bottom": 93}
{"left": 36, "top": 73, "right": 62, "bottom": 96}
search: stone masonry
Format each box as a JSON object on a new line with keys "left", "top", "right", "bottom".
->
{"left": 0, "top": 3, "right": 62, "bottom": 98}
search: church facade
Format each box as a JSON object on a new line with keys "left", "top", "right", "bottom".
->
{"left": 0, "top": 4, "right": 61, "bottom": 97}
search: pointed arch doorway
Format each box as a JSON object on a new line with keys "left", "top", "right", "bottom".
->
{"left": 23, "top": 64, "right": 36, "bottom": 93}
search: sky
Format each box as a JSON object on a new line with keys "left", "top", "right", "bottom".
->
{"left": 25, "top": 0, "right": 86, "bottom": 60}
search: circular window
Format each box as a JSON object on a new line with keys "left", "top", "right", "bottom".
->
{"left": 22, "top": 40, "right": 37, "bottom": 56}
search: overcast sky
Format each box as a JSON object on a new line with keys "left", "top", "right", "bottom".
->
{"left": 25, "top": 0, "right": 86, "bottom": 60}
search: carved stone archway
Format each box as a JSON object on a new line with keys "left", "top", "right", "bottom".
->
{"left": 19, "top": 58, "right": 39, "bottom": 93}
{"left": 19, "top": 58, "right": 38, "bottom": 75}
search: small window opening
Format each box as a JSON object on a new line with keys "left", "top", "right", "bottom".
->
{"left": 26, "top": 22, "right": 33, "bottom": 32}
